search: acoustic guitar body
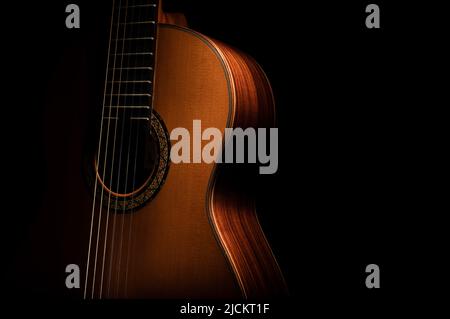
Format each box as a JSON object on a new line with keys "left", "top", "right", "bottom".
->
{"left": 22, "top": 23, "right": 286, "bottom": 299}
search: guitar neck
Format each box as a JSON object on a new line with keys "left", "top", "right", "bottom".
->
{"left": 104, "top": 0, "right": 159, "bottom": 119}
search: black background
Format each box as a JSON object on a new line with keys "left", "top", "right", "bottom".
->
{"left": 1, "top": 0, "right": 446, "bottom": 314}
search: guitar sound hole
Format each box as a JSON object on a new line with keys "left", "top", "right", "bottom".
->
{"left": 88, "top": 112, "right": 171, "bottom": 211}
{"left": 96, "top": 121, "right": 159, "bottom": 195}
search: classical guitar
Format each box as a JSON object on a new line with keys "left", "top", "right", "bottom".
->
{"left": 25, "top": 0, "right": 287, "bottom": 298}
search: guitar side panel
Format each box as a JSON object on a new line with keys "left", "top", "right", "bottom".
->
{"left": 207, "top": 41, "right": 289, "bottom": 298}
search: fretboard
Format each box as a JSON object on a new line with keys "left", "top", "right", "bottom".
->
{"left": 104, "top": 0, "right": 159, "bottom": 120}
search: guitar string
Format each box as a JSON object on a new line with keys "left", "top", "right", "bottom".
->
{"left": 105, "top": 0, "right": 136, "bottom": 297}
{"left": 118, "top": 0, "right": 151, "bottom": 297}
{"left": 122, "top": 1, "right": 141, "bottom": 298}
{"left": 104, "top": 0, "right": 131, "bottom": 298}
{"left": 123, "top": 0, "right": 159, "bottom": 296}
{"left": 90, "top": 0, "right": 123, "bottom": 299}
{"left": 122, "top": 106, "right": 140, "bottom": 297}
{"left": 115, "top": 119, "right": 138, "bottom": 297}
{"left": 83, "top": 0, "right": 116, "bottom": 300}
{"left": 99, "top": 0, "right": 129, "bottom": 299}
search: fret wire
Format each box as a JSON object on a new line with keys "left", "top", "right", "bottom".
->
{"left": 113, "top": 37, "right": 155, "bottom": 41}
{"left": 105, "top": 106, "right": 150, "bottom": 109}
{"left": 119, "top": 21, "right": 156, "bottom": 25}
{"left": 112, "top": 52, "right": 153, "bottom": 56}
{"left": 108, "top": 80, "right": 152, "bottom": 83}
{"left": 124, "top": 4, "right": 157, "bottom": 9}
{"left": 110, "top": 67, "right": 153, "bottom": 70}
{"left": 129, "top": 117, "right": 150, "bottom": 120}
{"left": 106, "top": 93, "right": 151, "bottom": 96}
{"left": 107, "top": 0, "right": 158, "bottom": 116}
{"left": 114, "top": 3, "right": 158, "bottom": 9}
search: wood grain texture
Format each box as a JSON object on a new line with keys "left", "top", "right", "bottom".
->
{"left": 208, "top": 41, "right": 289, "bottom": 298}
